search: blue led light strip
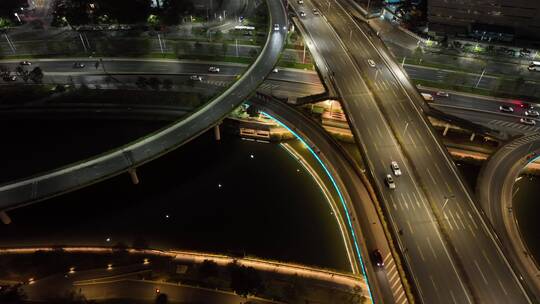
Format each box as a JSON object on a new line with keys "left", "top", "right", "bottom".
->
{"left": 261, "top": 111, "right": 375, "bottom": 303}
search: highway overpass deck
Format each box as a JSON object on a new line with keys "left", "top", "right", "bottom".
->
{"left": 0, "top": 0, "right": 287, "bottom": 212}
{"left": 290, "top": 0, "right": 534, "bottom": 302}
{"left": 477, "top": 133, "right": 540, "bottom": 300}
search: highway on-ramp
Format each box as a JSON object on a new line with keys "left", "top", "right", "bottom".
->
{"left": 0, "top": 0, "right": 287, "bottom": 212}
{"left": 477, "top": 133, "right": 540, "bottom": 300}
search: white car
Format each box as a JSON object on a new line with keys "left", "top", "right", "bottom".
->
{"left": 297, "top": 0, "right": 304, "bottom": 4}
{"left": 367, "top": 59, "right": 376, "bottom": 68}
{"left": 520, "top": 117, "right": 536, "bottom": 126}
{"left": 20, "top": 61, "right": 32, "bottom": 66}
{"left": 190, "top": 75, "right": 203, "bottom": 81}
{"left": 299, "top": 11, "right": 306, "bottom": 17}
{"left": 436, "top": 91, "right": 449, "bottom": 97}
{"left": 391, "top": 161, "right": 402, "bottom": 176}
{"left": 525, "top": 109, "right": 539, "bottom": 117}
{"left": 499, "top": 105, "right": 514, "bottom": 113}
{"left": 385, "top": 174, "right": 396, "bottom": 190}
{"left": 208, "top": 66, "right": 220, "bottom": 73}
{"left": 272, "top": 68, "right": 279, "bottom": 73}
{"left": 273, "top": 24, "right": 280, "bottom": 31}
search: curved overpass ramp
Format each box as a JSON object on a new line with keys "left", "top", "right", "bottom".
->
{"left": 0, "top": 0, "right": 287, "bottom": 212}
{"left": 477, "top": 132, "right": 540, "bottom": 300}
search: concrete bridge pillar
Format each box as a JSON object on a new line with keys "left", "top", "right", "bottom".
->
{"left": 443, "top": 124, "right": 450, "bottom": 136}
{"left": 128, "top": 168, "right": 140, "bottom": 185}
{"left": 470, "top": 133, "right": 476, "bottom": 142}
{"left": 214, "top": 124, "right": 221, "bottom": 141}
{"left": 0, "top": 211, "right": 12, "bottom": 225}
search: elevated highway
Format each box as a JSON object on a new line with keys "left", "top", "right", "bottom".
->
{"left": 290, "top": 0, "right": 534, "bottom": 302}
{"left": 477, "top": 133, "right": 540, "bottom": 300}
{"left": 0, "top": 0, "right": 287, "bottom": 212}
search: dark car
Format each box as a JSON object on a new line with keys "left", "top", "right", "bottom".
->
{"left": 73, "top": 62, "right": 85, "bottom": 69}
{"left": 372, "top": 249, "right": 384, "bottom": 268}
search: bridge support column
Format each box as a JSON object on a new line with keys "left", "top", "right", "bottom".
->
{"left": 0, "top": 211, "right": 12, "bottom": 225}
{"left": 470, "top": 133, "right": 476, "bottom": 142}
{"left": 214, "top": 124, "right": 221, "bottom": 141}
{"left": 128, "top": 168, "right": 140, "bottom": 185}
{"left": 443, "top": 124, "right": 450, "bottom": 136}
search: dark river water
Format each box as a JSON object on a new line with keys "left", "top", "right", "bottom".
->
{"left": 0, "top": 120, "right": 350, "bottom": 272}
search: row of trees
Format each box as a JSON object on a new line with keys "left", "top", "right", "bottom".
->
{"left": 0, "top": 0, "right": 27, "bottom": 28}
{"left": 0, "top": 66, "right": 43, "bottom": 83}
{"left": 53, "top": 0, "right": 195, "bottom": 26}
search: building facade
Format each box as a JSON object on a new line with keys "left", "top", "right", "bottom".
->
{"left": 428, "top": 0, "right": 540, "bottom": 40}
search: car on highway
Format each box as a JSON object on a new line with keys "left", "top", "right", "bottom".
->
{"left": 208, "top": 66, "right": 220, "bottom": 73}
{"left": 385, "top": 174, "right": 396, "bottom": 189}
{"left": 436, "top": 91, "right": 449, "bottom": 97}
{"left": 73, "top": 62, "right": 85, "bottom": 69}
{"left": 372, "top": 249, "right": 384, "bottom": 268}
{"left": 499, "top": 105, "right": 514, "bottom": 113}
{"left": 525, "top": 109, "right": 539, "bottom": 117}
{"left": 299, "top": 11, "right": 306, "bottom": 17}
{"left": 20, "top": 61, "right": 32, "bottom": 66}
{"left": 3, "top": 75, "right": 17, "bottom": 81}
{"left": 391, "top": 161, "right": 402, "bottom": 176}
{"left": 367, "top": 59, "right": 376, "bottom": 68}
{"left": 312, "top": 8, "right": 320, "bottom": 15}
{"left": 189, "top": 75, "right": 203, "bottom": 81}
{"left": 520, "top": 117, "right": 536, "bottom": 126}
{"left": 421, "top": 93, "right": 434, "bottom": 101}
{"left": 273, "top": 24, "right": 280, "bottom": 31}
{"left": 297, "top": 0, "right": 304, "bottom": 4}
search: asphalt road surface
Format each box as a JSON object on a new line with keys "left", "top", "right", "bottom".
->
{"left": 0, "top": 0, "right": 288, "bottom": 212}
{"left": 291, "top": 0, "right": 533, "bottom": 302}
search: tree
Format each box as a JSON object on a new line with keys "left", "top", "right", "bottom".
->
{"left": 136, "top": 76, "right": 148, "bottom": 88}
{"left": 248, "top": 48, "right": 258, "bottom": 58}
{"left": 162, "top": 79, "right": 173, "bottom": 90}
{"left": 148, "top": 77, "right": 161, "bottom": 90}
{"left": 155, "top": 293, "right": 168, "bottom": 304}
{"left": 0, "top": 284, "right": 26, "bottom": 304}
{"left": 227, "top": 262, "right": 263, "bottom": 297}
{"left": 28, "top": 67, "right": 44, "bottom": 83}
{"left": 132, "top": 236, "right": 149, "bottom": 249}
{"left": 222, "top": 41, "right": 229, "bottom": 56}
{"left": 198, "top": 260, "right": 219, "bottom": 278}
{"left": 161, "top": 0, "right": 194, "bottom": 25}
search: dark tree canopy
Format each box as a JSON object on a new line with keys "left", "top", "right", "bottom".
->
{"left": 0, "top": 0, "right": 27, "bottom": 19}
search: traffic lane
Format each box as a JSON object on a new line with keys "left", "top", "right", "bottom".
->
{"left": 430, "top": 106, "right": 540, "bottom": 135}
{"left": 298, "top": 1, "right": 473, "bottom": 302}
{"left": 385, "top": 89, "right": 531, "bottom": 303}
{"left": 315, "top": 6, "right": 474, "bottom": 302}
{"left": 0, "top": 0, "right": 288, "bottom": 210}
{"left": 329, "top": 1, "right": 531, "bottom": 301}
{"left": 291, "top": 4, "right": 405, "bottom": 303}
{"left": 255, "top": 98, "right": 381, "bottom": 301}
{"left": 403, "top": 65, "right": 498, "bottom": 91}
{"left": 426, "top": 92, "right": 538, "bottom": 118}
{"left": 326, "top": 2, "right": 530, "bottom": 303}
{"left": 375, "top": 66, "right": 527, "bottom": 303}
{"left": 331, "top": 51, "right": 471, "bottom": 304}
{"left": 1, "top": 59, "right": 321, "bottom": 86}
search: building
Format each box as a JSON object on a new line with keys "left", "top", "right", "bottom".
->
{"left": 428, "top": 0, "right": 540, "bottom": 41}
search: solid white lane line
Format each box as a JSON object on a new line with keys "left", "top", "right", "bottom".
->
{"left": 474, "top": 260, "right": 489, "bottom": 285}
{"left": 498, "top": 279, "right": 509, "bottom": 296}
{"left": 468, "top": 211, "right": 479, "bottom": 230}
{"left": 417, "top": 244, "right": 426, "bottom": 261}
{"left": 407, "top": 220, "right": 414, "bottom": 234}
{"left": 427, "top": 237, "right": 438, "bottom": 259}
{"left": 444, "top": 212, "right": 454, "bottom": 230}
{"left": 426, "top": 167, "right": 437, "bottom": 185}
